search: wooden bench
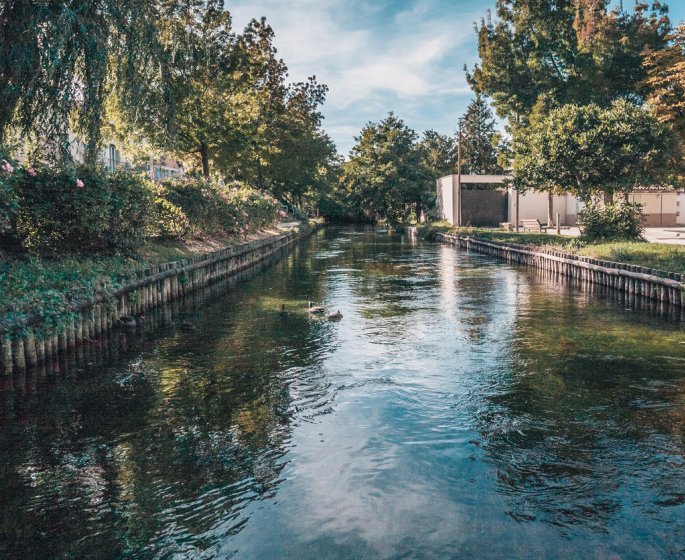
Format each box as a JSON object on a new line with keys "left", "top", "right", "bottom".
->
{"left": 520, "top": 219, "right": 549, "bottom": 232}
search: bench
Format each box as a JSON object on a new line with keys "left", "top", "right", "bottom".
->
{"left": 520, "top": 219, "right": 549, "bottom": 232}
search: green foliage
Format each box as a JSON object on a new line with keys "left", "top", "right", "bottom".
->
{"left": 153, "top": 197, "right": 191, "bottom": 240}
{"left": 468, "top": 0, "right": 670, "bottom": 122}
{"left": 7, "top": 166, "right": 155, "bottom": 253}
{"left": 0, "top": 163, "right": 281, "bottom": 253}
{"left": 512, "top": 100, "right": 675, "bottom": 199}
{"left": 577, "top": 201, "right": 646, "bottom": 242}
{"left": 0, "top": 254, "right": 142, "bottom": 335}
{"left": 460, "top": 94, "right": 504, "bottom": 176}
{"left": 0, "top": 1, "right": 164, "bottom": 163}
{"left": 159, "top": 177, "right": 280, "bottom": 237}
{"left": 0, "top": 158, "right": 19, "bottom": 235}
{"left": 340, "top": 113, "right": 433, "bottom": 223}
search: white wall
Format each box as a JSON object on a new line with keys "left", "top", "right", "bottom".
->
{"left": 436, "top": 176, "right": 455, "bottom": 224}
{"left": 508, "top": 190, "right": 579, "bottom": 226}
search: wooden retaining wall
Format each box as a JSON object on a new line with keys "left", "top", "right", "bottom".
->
{"left": 433, "top": 232, "right": 685, "bottom": 308}
{"left": 0, "top": 225, "right": 316, "bottom": 376}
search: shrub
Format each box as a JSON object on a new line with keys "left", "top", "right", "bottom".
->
{"left": 5, "top": 165, "right": 156, "bottom": 253}
{"left": 158, "top": 177, "right": 279, "bottom": 237}
{"left": 578, "top": 201, "right": 645, "bottom": 242}
{"left": 153, "top": 197, "right": 191, "bottom": 239}
{"left": 0, "top": 170, "right": 19, "bottom": 236}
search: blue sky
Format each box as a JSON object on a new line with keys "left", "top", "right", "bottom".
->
{"left": 229, "top": 0, "right": 685, "bottom": 157}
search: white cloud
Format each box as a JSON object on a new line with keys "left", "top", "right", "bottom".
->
{"left": 228, "top": 0, "right": 491, "bottom": 154}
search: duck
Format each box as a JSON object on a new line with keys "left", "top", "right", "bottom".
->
{"left": 327, "top": 310, "right": 343, "bottom": 321}
{"left": 307, "top": 301, "right": 325, "bottom": 314}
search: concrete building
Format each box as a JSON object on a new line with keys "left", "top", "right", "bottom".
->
{"left": 437, "top": 174, "right": 680, "bottom": 228}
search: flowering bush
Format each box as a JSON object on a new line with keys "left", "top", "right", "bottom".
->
{"left": 4, "top": 165, "right": 156, "bottom": 253}
{"left": 0, "top": 163, "right": 282, "bottom": 254}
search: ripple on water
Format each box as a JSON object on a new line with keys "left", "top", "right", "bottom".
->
{"left": 2, "top": 227, "right": 685, "bottom": 560}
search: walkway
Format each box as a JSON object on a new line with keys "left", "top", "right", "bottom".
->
{"left": 558, "top": 227, "right": 685, "bottom": 245}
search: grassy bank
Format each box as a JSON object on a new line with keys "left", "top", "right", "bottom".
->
{"left": 419, "top": 223, "right": 685, "bottom": 276}
{"left": 0, "top": 224, "right": 302, "bottom": 334}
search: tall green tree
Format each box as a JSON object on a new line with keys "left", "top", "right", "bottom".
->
{"left": 468, "top": 0, "right": 670, "bottom": 123}
{"left": 418, "top": 130, "right": 457, "bottom": 178}
{"left": 0, "top": 0, "right": 164, "bottom": 163}
{"left": 512, "top": 100, "right": 676, "bottom": 201}
{"left": 342, "top": 113, "right": 430, "bottom": 222}
{"left": 644, "top": 23, "right": 685, "bottom": 155}
{"left": 459, "top": 94, "right": 503, "bottom": 175}
{"left": 113, "top": 0, "right": 238, "bottom": 178}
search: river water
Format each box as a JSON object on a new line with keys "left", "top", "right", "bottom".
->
{"left": 1, "top": 227, "right": 684, "bottom": 559}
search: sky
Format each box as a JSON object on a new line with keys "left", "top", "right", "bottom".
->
{"left": 229, "top": 0, "right": 685, "bottom": 157}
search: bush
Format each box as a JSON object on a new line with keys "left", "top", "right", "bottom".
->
{"left": 159, "top": 177, "right": 280, "bottom": 237}
{"left": 0, "top": 171, "right": 19, "bottom": 236}
{"left": 578, "top": 201, "right": 645, "bottom": 242}
{"left": 9, "top": 166, "right": 156, "bottom": 253}
{"left": 153, "top": 197, "right": 191, "bottom": 239}
{"left": 0, "top": 163, "right": 282, "bottom": 254}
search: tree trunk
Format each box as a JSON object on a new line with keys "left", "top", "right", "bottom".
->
{"left": 200, "top": 143, "right": 210, "bottom": 178}
{"left": 85, "top": 136, "right": 100, "bottom": 167}
{"left": 547, "top": 191, "right": 554, "bottom": 227}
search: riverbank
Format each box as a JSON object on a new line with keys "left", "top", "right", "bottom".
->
{"left": 419, "top": 226, "right": 685, "bottom": 307}
{"left": 416, "top": 224, "right": 685, "bottom": 276}
{"left": 0, "top": 221, "right": 318, "bottom": 374}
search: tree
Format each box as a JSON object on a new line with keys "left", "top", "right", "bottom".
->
{"left": 0, "top": 1, "right": 164, "bottom": 163}
{"left": 644, "top": 24, "right": 685, "bottom": 148}
{"left": 459, "top": 94, "right": 503, "bottom": 175}
{"left": 468, "top": 0, "right": 671, "bottom": 123}
{"left": 112, "top": 0, "right": 239, "bottom": 178}
{"left": 512, "top": 100, "right": 675, "bottom": 201}
{"left": 341, "top": 113, "right": 430, "bottom": 222}
{"left": 418, "top": 130, "right": 457, "bottom": 178}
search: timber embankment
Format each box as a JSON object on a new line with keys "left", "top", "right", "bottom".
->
{"left": 1, "top": 223, "right": 318, "bottom": 375}
{"left": 418, "top": 229, "right": 685, "bottom": 308}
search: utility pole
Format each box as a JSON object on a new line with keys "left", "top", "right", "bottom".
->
{"left": 456, "top": 118, "right": 462, "bottom": 227}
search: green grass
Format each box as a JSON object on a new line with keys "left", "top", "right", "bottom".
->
{"left": 424, "top": 225, "right": 685, "bottom": 275}
{"left": 0, "top": 254, "right": 145, "bottom": 334}
{"left": 0, "top": 223, "right": 303, "bottom": 335}
{"left": 575, "top": 242, "right": 685, "bottom": 274}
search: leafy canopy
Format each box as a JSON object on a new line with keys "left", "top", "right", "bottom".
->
{"left": 512, "top": 100, "right": 675, "bottom": 200}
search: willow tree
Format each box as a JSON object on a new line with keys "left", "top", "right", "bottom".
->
{"left": 0, "top": 0, "right": 164, "bottom": 163}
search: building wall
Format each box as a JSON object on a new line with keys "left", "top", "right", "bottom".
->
{"left": 628, "top": 192, "right": 677, "bottom": 227}
{"left": 678, "top": 192, "right": 685, "bottom": 225}
{"left": 436, "top": 176, "right": 455, "bottom": 224}
{"left": 508, "top": 190, "right": 580, "bottom": 226}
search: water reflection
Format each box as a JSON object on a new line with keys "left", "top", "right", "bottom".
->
{"left": 1, "top": 227, "right": 684, "bottom": 559}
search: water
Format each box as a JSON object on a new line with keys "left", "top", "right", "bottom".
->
{"left": 1, "top": 227, "right": 684, "bottom": 559}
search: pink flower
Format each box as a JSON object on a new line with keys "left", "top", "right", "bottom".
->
{"left": 1, "top": 160, "right": 13, "bottom": 174}
{"left": 27, "top": 167, "right": 37, "bottom": 177}
{"left": 75, "top": 178, "right": 84, "bottom": 189}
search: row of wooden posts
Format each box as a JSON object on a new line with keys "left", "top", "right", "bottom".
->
{"left": 436, "top": 233, "right": 685, "bottom": 307}
{"left": 1, "top": 226, "right": 314, "bottom": 376}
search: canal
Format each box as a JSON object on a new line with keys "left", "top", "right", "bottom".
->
{"left": 1, "top": 227, "right": 684, "bottom": 559}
